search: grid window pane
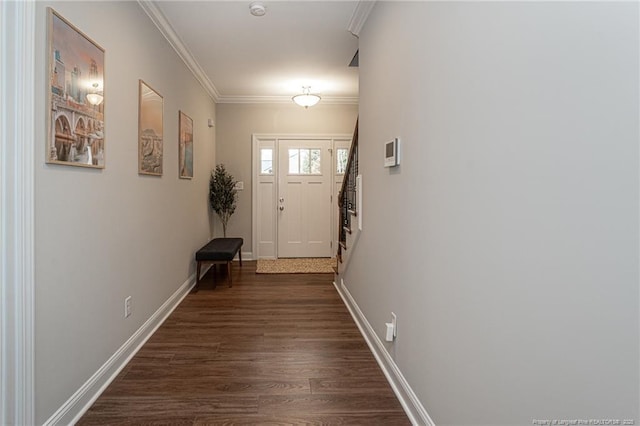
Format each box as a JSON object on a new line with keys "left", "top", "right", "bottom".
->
{"left": 260, "top": 148, "right": 273, "bottom": 174}
{"left": 288, "top": 149, "right": 300, "bottom": 174}
{"left": 300, "top": 149, "right": 310, "bottom": 174}
{"left": 288, "top": 148, "right": 322, "bottom": 175}
{"left": 337, "top": 148, "right": 348, "bottom": 174}
{"left": 310, "top": 149, "right": 321, "bottom": 174}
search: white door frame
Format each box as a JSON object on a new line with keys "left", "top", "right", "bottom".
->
{"left": 252, "top": 134, "right": 351, "bottom": 259}
{"left": 0, "top": 1, "right": 36, "bottom": 424}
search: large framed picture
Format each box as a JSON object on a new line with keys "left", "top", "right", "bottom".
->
{"left": 138, "top": 80, "right": 163, "bottom": 176}
{"left": 47, "top": 8, "right": 105, "bottom": 168}
{"left": 178, "top": 111, "right": 193, "bottom": 179}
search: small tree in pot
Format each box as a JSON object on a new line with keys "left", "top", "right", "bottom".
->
{"left": 209, "top": 164, "right": 237, "bottom": 237}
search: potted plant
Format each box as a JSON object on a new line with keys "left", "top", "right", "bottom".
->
{"left": 209, "top": 164, "right": 237, "bottom": 237}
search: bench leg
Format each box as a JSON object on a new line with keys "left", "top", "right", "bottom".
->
{"left": 239, "top": 249, "right": 243, "bottom": 266}
{"left": 227, "top": 261, "right": 232, "bottom": 287}
{"left": 193, "top": 261, "right": 201, "bottom": 293}
{"left": 213, "top": 264, "right": 218, "bottom": 289}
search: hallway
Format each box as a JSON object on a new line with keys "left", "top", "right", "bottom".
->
{"left": 78, "top": 261, "right": 410, "bottom": 425}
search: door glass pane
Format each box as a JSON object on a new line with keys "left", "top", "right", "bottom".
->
{"left": 260, "top": 148, "right": 273, "bottom": 174}
{"left": 288, "top": 149, "right": 299, "bottom": 174}
{"left": 288, "top": 147, "right": 321, "bottom": 175}
{"left": 336, "top": 148, "right": 348, "bottom": 174}
{"left": 310, "top": 149, "right": 321, "bottom": 174}
{"left": 300, "top": 149, "right": 310, "bottom": 174}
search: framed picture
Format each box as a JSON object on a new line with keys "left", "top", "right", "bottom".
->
{"left": 138, "top": 79, "right": 163, "bottom": 176}
{"left": 178, "top": 111, "right": 194, "bottom": 179}
{"left": 47, "top": 8, "right": 105, "bottom": 168}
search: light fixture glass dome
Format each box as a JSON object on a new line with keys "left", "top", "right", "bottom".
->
{"left": 86, "top": 93, "right": 103, "bottom": 105}
{"left": 292, "top": 86, "right": 321, "bottom": 108}
{"left": 86, "top": 82, "right": 104, "bottom": 105}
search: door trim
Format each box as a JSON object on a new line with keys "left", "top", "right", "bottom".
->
{"left": 0, "top": 1, "right": 36, "bottom": 424}
{"left": 252, "top": 134, "right": 351, "bottom": 259}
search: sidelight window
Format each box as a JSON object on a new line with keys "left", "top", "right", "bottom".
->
{"left": 336, "top": 148, "right": 349, "bottom": 174}
{"left": 260, "top": 148, "right": 273, "bottom": 174}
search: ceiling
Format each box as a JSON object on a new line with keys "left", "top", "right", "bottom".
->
{"left": 141, "top": 1, "right": 364, "bottom": 104}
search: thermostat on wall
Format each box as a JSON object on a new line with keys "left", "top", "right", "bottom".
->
{"left": 384, "top": 138, "right": 400, "bottom": 167}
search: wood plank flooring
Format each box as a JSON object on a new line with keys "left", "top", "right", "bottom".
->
{"left": 78, "top": 261, "right": 410, "bottom": 425}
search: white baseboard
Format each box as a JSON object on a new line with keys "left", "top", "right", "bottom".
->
{"left": 240, "top": 251, "right": 253, "bottom": 261}
{"left": 333, "top": 279, "right": 435, "bottom": 426}
{"left": 44, "top": 274, "right": 197, "bottom": 426}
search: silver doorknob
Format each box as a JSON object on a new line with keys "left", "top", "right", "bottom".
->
{"left": 279, "top": 206, "right": 285, "bottom": 211}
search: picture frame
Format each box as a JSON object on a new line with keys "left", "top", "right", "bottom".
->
{"left": 46, "top": 8, "right": 105, "bottom": 168}
{"left": 138, "top": 79, "right": 164, "bottom": 176}
{"left": 178, "top": 111, "right": 194, "bottom": 179}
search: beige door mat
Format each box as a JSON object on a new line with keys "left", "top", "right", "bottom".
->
{"left": 256, "top": 258, "right": 336, "bottom": 274}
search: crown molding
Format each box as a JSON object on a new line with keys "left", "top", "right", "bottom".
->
{"left": 347, "top": 1, "right": 376, "bottom": 37}
{"left": 217, "top": 95, "right": 359, "bottom": 105}
{"left": 137, "top": 0, "right": 220, "bottom": 101}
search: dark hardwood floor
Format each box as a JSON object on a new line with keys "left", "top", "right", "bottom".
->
{"left": 78, "top": 261, "right": 410, "bottom": 425}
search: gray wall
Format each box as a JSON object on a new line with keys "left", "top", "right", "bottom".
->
{"left": 34, "top": 2, "right": 216, "bottom": 422}
{"left": 215, "top": 103, "right": 358, "bottom": 251}
{"left": 344, "top": 2, "right": 639, "bottom": 425}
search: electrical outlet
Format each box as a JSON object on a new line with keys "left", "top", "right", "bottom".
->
{"left": 391, "top": 312, "right": 397, "bottom": 337}
{"left": 125, "top": 296, "right": 132, "bottom": 318}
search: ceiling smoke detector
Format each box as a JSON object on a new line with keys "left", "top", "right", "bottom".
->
{"left": 249, "top": 2, "right": 266, "bottom": 17}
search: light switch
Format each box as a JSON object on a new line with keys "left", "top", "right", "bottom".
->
{"left": 235, "top": 181, "right": 244, "bottom": 191}
{"left": 385, "top": 323, "right": 394, "bottom": 341}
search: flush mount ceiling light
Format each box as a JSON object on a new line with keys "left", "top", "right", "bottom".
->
{"left": 249, "top": 2, "right": 266, "bottom": 17}
{"left": 292, "top": 86, "right": 321, "bottom": 108}
{"left": 86, "top": 82, "right": 103, "bottom": 106}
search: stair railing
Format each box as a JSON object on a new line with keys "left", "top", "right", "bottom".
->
{"left": 337, "top": 119, "right": 358, "bottom": 263}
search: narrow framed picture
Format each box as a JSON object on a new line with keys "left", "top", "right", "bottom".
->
{"left": 47, "top": 8, "right": 105, "bottom": 168}
{"left": 178, "top": 111, "right": 194, "bottom": 179}
{"left": 138, "top": 79, "right": 163, "bottom": 176}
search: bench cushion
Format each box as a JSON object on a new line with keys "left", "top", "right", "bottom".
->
{"left": 196, "top": 238, "right": 243, "bottom": 262}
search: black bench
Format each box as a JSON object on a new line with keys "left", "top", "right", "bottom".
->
{"left": 194, "top": 238, "right": 243, "bottom": 290}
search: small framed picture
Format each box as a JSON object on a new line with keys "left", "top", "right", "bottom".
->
{"left": 138, "top": 79, "right": 163, "bottom": 176}
{"left": 47, "top": 8, "right": 105, "bottom": 168}
{"left": 178, "top": 111, "right": 193, "bottom": 179}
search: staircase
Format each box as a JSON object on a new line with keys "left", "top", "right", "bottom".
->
{"left": 336, "top": 119, "right": 359, "bottom": 270}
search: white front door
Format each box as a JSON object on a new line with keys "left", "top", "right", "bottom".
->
{"left": 278, "top": 139, "right": 332, "bottom": 258}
